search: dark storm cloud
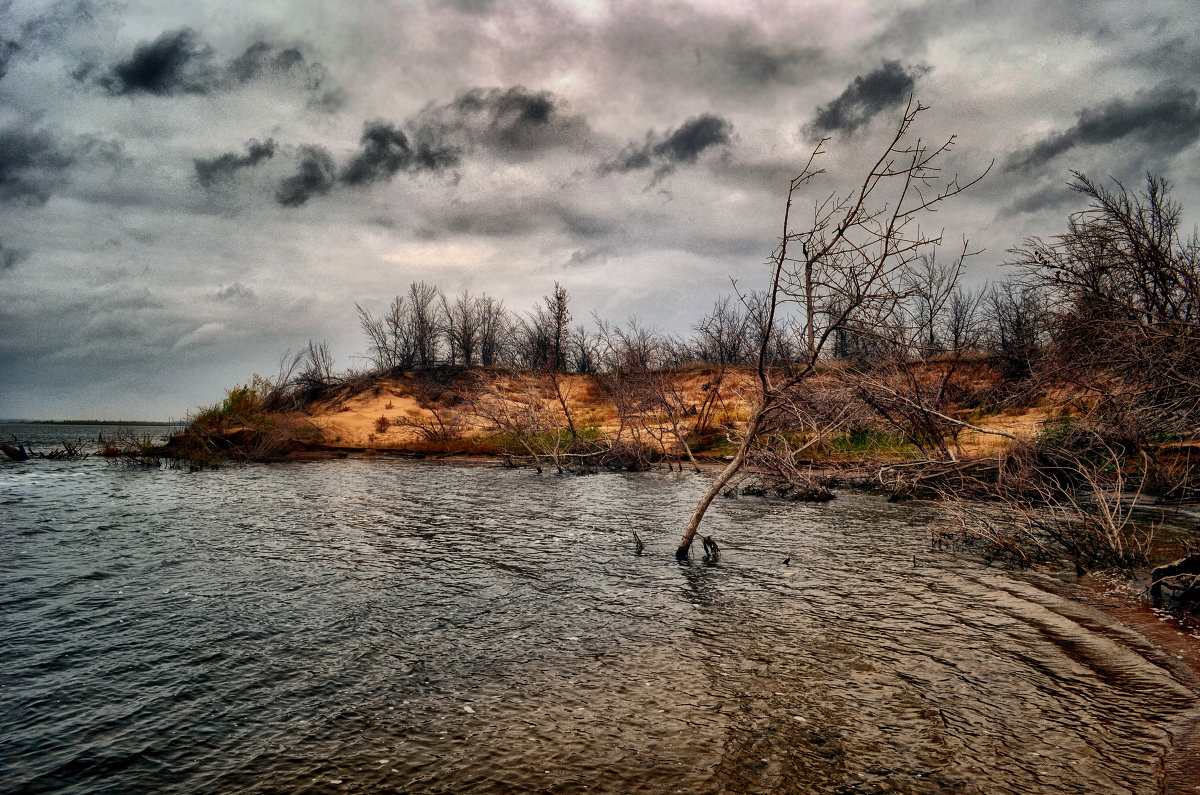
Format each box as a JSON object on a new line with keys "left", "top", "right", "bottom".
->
{"left": 340, "top": 121, "right": 458, "bottom": 187}
{"left": 90, "top": 27, "right": 330, "bottom": 98}
{"left": 96, "top": 27, "right": 217, "bottom": 95}
{"left": 273, "top": 86, "right": 580, "bottom": 207}
{"left": 1004, "top": 83, "right": 1200, "bottom": 173}
{"left": 194, "top": 138, "right": 277, "bottom": 188}
{"left": 0, "top": 127, "right": 75, "bottom": 205}
{"left": 271, "top": 119, "right": 458, "bottom": 208}
{"left": 274, "top": 145, "right": 335, "bottom": 207}
{"left": 407, "top": 86, "right": 591, "bottom": 159}
{"left": 602, "top": 114, "right": 733, "bottom": 179}
{"left": 805, "top": 61, "right": 928, "bottom": 138}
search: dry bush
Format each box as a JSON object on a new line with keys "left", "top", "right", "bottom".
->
{"left": 929, "top": 437, "right": 1157, "bottom": 572}
{"left": 391, "top": 374, "right": 468, "bottom": 443}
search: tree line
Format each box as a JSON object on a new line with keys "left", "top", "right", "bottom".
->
{"left": 339, "top": 272, "right": 1057, "bottom": 384}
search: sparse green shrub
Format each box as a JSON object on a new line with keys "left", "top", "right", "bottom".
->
{"left": 830, "top": 428, "right": 915, "bottom": 457}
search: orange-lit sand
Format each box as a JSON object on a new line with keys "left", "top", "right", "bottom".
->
{"left": 297, "top": 366, "right": 1044, "bottom": 459}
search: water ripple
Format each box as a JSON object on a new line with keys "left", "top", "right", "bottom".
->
{"left": 1, "top": 456, "right": 1197, "bottom": 793}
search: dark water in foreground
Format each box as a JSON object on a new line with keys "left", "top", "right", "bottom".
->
{"left": 2, "top": 439, "right": 1199, "bottom": 793}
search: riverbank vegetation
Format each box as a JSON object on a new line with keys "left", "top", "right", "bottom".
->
{"left": 163, "top": 101, "right": 1199, "bottom": 586}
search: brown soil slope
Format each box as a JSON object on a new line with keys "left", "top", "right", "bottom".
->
{"left": 299, "top": 366, "right": 1048, "bottom": 457}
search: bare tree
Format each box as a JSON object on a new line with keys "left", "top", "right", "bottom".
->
{"left": 675, "top": 98, "right": 989, "bottom": 559}
{"left": 1012, "top": 172, "right": 1200, "bottom": 443}
{"left": 544, "top": 281, "right": 572, "bottom": 372}
{"left": 290, "top": 339, "right": 338, "bottom": 404}
{"left": 939, "top": 284, "right": 986, "bottom": 355}
{"left": 905, "top": 253, "right": 960, "bottom": 353}
{"left": 594, "top": 317, "right": 678, "bottom": 471}
{"left": 982, "top": 279, "right": 1050, "bottom": 380}
{"left": 357, "top": 295, "right": 416, "bottom": 371}
{"left": 408, "top": 281, "right": 442, "bottom": 369}
{"left": 441, "top": 290, "right": 484, "bottom": 367}
{"left": 695, "top": 296, "right": 753, "bottom": 366}
{"left": 649, "top": 371, "right": 703, "bottom": 472}
{"left": 569, "top": 323, "right": 600, "bottom": 374}
{"left": 537, "top": 283, "right": 578, "bottom": 437}
{"left": 477, "top": 294, "right": 510, "bottom": 367}
{"left": 837, "top": 247, "right": 1010, "bottom": 461}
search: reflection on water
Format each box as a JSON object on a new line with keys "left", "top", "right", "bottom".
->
{"left": 2, "top": 453, "right": 1197, "bottom": 793}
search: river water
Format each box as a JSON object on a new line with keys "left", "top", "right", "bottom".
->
{"left": 2, "top": 425, "right": 1199, "bottom": 793}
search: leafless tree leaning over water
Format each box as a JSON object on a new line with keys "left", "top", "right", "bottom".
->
{"left": 675, "top": 98, "right": 990, "bottom": 560}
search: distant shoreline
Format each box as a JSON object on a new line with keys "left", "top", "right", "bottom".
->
{"left": 0, "top": 420, "right": 176, "bottom": 426}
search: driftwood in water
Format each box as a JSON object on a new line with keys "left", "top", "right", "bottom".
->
{"left": 633, "top": 531, "right": 645, "bottom": 554}
{"left": 44, "top": 440, "right": 88, "bottom": 459}
{"left": 1150, "top": 554, "right": 1200, "bottom": 608}
{"left": 701, "top": 535, "right": 720, "bottom": 562}
{"left": 3, "top": 440, "right": 90, "bottom": 461}
{"left": 1, "top": 443, "right": 30, "bottom": 461}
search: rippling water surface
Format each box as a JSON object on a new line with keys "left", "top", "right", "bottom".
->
{"left": 2, "top": 438, "right": 1198, "bottom": 793}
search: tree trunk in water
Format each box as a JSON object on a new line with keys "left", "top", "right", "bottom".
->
{"left": 675, "top": 409, "right": 764, "bottom": 560}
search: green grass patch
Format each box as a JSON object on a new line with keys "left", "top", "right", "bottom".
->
{"left": 829, "top": 428, "right": 917, "bottom": 457}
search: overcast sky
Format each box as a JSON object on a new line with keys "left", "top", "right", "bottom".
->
{"left": 2, "top": 0, "right": 1198, "bottom": 419}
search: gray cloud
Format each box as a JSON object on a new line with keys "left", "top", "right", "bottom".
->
{"left": 407, "top": 86, "right": 591, "bottom": 159}
{"left": 340, "top": 121, "right": 458, "bottom": 187}
{"left": 229, "top": 41, "right": 314, "bottom": 84}
{"left": 998, "top": 182, "right": 1076, "bottom": 218}
{"left": 0, "top": 238, "right": 30, "bottom": 272}
{"left": 214, "top": 282, "right": 256, "bottom": 302}
{"left": 0, "top": 127, "right": 75, "bottom": 205}
{"left": 0, "top": 0, "right": 109, "bottom": 82}
{"left": 602, "top": 113, "right": 733, "bottom": 179}
{"left": 89, "top": 27, "right": 330, "bottom": 99}
{"left": 5, "top": 0, "right": 1200, "bottom": 420}
{"left": 565, "top": 245, "right": 615, "bottom": 268}
{"left": 0, "top": 37, "right": 18, "bottom": 81}
{"left": 273, "top": 87, "right": 581, "bottom": 206}
{"left": 96, "top": 27, "right": 217, "bottom": 96}
{"left": 18, "top": 0, "right": 111, "bottom": 44}
{"left": 415, "top": 196, "right": 614, "bottom": 241}
{"left": 718, "top": 37, "right": 819, "bottom": 86}
{"left": 274, "top": 145, "right": 335, "bottom": 207}
{"left": 1005, "top": 83, "right": 1200, "bottom": 173}
{"left": 805, "top": 61, "right": 928, "bottom": 138}
{"left": 194, "top": 138, "right": 276, "bottom": 188}
{"left": 1129, "top": 35, "right": 1200, "bottom": 78}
